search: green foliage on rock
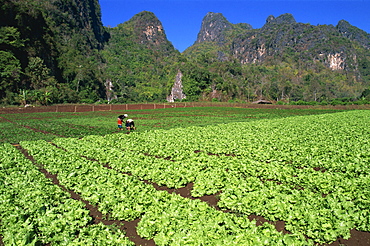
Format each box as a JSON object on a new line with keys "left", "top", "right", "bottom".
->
{"left": 0, "top": 2, "right": 369, "bottom": 105}
{"left": 182, "top": 13, "right": 370, "bottom": 103}
{"left": 0, "top": 0, "right": 108, "bottom": 105}
{"left": 102, "top": 11, "right": 181, "bottom": 103}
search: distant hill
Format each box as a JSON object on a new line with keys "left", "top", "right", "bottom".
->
{"left": 101, "top": 11, "right": 181, "bottom": 103}
{"left": 183, "top": 12, "right": 370, "bottom": 102}
{"left": 1, "top": 2, "right": 369, "bottom": 105}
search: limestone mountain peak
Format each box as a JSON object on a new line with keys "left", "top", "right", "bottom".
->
{"left": 123, "top": 11, "right": 175, "bottom": 53}
{"left": 195, "top": 12, "right": 233, "bottom": 44}
{"left": 128, "top": 11, "right": 164, "bottom": 40}
{"left": 263, "top": 13, "right": 296, "bottom": 27}
{"left": 337, "top": 19, "right": 370, "bottom": 49}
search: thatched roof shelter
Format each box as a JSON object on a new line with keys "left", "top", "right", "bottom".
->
{"left": 252, "top": 99, "right": 272, "bottom": 104}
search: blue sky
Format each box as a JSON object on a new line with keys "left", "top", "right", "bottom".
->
{"left": 99, "top": 0, "right": 370, "bottom": 52}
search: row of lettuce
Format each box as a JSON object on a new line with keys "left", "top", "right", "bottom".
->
{"left": 51, "top": 110, "right": 369, "bottom": 244}
{"left": 2, "top": 110, "right": 369, "bottom": 245}
{"left": 0, "top": 143, "right": 134, "bottom": 245}
{"left": 16, "top": 139, "right": 305, "bottom": 245}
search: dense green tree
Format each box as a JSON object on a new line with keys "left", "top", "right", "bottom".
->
{"left": 0, "top": 26, "right": 24, "bottom": 103}
{"left": 25, "top": 57, "right": 54, "bottom": 90}
{"left": 0, "top": 51, "right": 21, "bottom": 100}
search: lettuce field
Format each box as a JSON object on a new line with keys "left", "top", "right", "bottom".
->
{"left": 0, "top": 107, "right": 369, "bottom": 245}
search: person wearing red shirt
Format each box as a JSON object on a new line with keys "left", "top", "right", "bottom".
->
{"left": 117, "top": 114, "right": 127, "bottom": 130}
{"left": 117, "top": 117, "right": 123, "bottom": 130}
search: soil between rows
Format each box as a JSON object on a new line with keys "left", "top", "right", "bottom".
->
{"left": 11, "top": 145, "right": 370, "bottom": 246}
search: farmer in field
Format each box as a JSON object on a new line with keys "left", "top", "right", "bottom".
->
{"left": 118, "top": 114, "right": 128, "bottom": 121}
{"left": 125, "top": 118, "right": 136, "bottom": 132}
{"left": 117, "top": 114, "right": 128, "bottom": 130}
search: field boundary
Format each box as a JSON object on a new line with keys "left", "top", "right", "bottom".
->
{"left": 1, "top": 102, "right": 369, "bottom": 114}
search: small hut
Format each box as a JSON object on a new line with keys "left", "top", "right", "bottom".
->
{"left": 252, "top": 99, "right": 272, "bottom": 104}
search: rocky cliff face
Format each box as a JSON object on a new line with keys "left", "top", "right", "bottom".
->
{"left": 337, "top": 20, "right": 370, "bottom": 49}
{"left": 195, "top": 12, "right": 234, "bottom": 45}
{"left": 0, "top": 0, "right": 110, "bottom": 102}
{"left": 190, "top": 12, "right": 370, "bottom": 74}
{"left": 195, "top": 12, "right": 252, "bottom": 46}
{"left": 263, "top": 13, "right": 296, "bottom": 26}
{"left": 50, "top": 0, "right": 108, "bottom": 49}
{"left": 102, "top": 11, "right": 180, "bottom": 103}
{"left": 125, "top": 11, "right": 176, "bottom": 55}
{"left": 181, "top": 12, "right": 370, "bottom": 102}
{"left": 167, "top": 70, "right": 186, "bottom": 102}
{"left": 0, "top": 0, "right": 108, "bottom": 81}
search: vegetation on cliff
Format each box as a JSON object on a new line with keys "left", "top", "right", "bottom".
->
{"left": 184, "top": 12, "right": 370, "bottom": 103}
{"left": 0, "top": 0, "right": 108, "bottom": 105}
{"left": 0, "top": 2, "right": 369, "bottom": 105}
{"left": 101, "top": 11, "right": 181, "bottom": 103}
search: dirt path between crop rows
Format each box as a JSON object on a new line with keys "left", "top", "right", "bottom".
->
{"left": 16, "top": 145, "right": 153, "bottom": 246}
{"left": 0, "top": 116, "right": 65, "bottom": 138}
{"left": 11, "top": 143, "right": 369, "bottom": 246}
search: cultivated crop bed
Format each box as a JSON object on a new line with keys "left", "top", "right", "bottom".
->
{"left": 0, "top": 108, "right": 369, "bottom": 245}
{"left": 0, "top": 106, "right": 347, "bottom": 144}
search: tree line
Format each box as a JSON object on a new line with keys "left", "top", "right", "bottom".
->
{"left": 1, "top": 1, "right": 369, "bottom": 106}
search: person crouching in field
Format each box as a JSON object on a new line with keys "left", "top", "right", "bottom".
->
{"left": 126, "top": 119, "right": 136, "bottom": 132}
{"left": 117, "top": 116, "right": 123, "bottom": 130}
{"left": 117, "top": 114, "right": 128, "bottom": 131}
